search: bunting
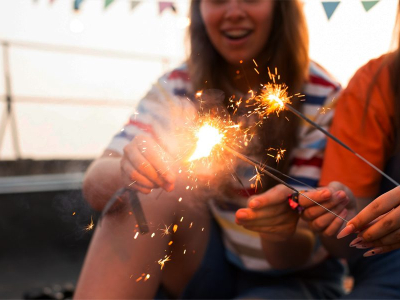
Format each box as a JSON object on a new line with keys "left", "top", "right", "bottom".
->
{"left": 159, "top": 1, "right": 176, "bottom": 14}
{"left": 33, "top": 0, "right": 383, "bottom": 17}
{"left": 130, "top": 0, "right": 140, "bottom": 10}
{"left": 74, "top": 0, "right": 84, "bottom": 11}
{"left": 105, "top": 0, "right": 115, "bottom": 9}
{"left": 322, "top": 1, "right": 341, "bottom": 20}
{"left": 361, "top": 0, "right": 379, "bottom": 12}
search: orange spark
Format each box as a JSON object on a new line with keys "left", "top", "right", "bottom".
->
{"left": 159, "top": 224, "right": 172, "bottom": 237}
{"left": 158, "top": 255, "right": 171, "bottom": 270}
{"left": 173, "top": 224, "right": 178, "bottom": 233}
{"left": 85, "top": 216, "right": 94, "bottom": 231}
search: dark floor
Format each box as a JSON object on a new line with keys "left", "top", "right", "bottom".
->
{"left": 0, "top": 189, "right": 97, "bottom": 299}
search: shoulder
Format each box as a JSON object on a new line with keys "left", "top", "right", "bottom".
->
{"left": 308, "top": 61, "right": 341, "bottom": 91}
{"left": 301, "top": 61, "right": 341, "bottom": 108}
{"left": 346, "top": 53, "right": 392, "bottom": 95}
{"left": 156, "top": 64, "right": 193, "bottom": 98}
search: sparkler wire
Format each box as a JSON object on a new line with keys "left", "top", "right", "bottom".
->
{"left": 284, "top": 103, "right": 400, "bottom": 188}
{"left": 225, "top": 146, "right": 348, "bottom": 223}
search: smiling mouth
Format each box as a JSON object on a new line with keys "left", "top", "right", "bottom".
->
{"left": 222, "top": 30, "right": 252, "bottom": 40}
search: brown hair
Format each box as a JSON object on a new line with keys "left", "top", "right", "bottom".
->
{"left": 365, "top": 1, "right": 400, "bottom": 153}
{"left": 187, "top": 0, "right": 310, "bottom": 190}
{"left": 390, "top": 2, "right": 400, "bottom": 152}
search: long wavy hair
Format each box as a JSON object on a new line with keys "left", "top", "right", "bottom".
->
{"left": 365, "top": 1, "right": 400, "bottom": 152}
{"left": 187, "top": 0, "right": 309, "bottom": 191}
{"left": 390, "top": 2, "right": 400, "bottom": 151}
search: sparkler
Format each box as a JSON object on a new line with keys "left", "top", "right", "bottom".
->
{"left": 224, "top": 146, "right": 348, "bottom": 223}
{"left": 253, "top": 73, "right": 400, "bottom": 188}
{"left": 186, "top": 120, "right": 346, "bottom": 222}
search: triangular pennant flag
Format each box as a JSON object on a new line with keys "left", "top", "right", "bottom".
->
{"left": 322, "top": 1, "right": 341, "bottom": 20}
{"left": 361, "top": 0, "right": 379, "bottom": 12}
{"left": 74, "top": 0, "right": 84, "bottom": 11}
{"left": 159, "top": 1, "right": 176, "bottom": 14}
{"left": 105, "top": 0, "right": 115, "bottom": 9}
{"left": 130, "top": 0, "right": 140, "bottom": 10}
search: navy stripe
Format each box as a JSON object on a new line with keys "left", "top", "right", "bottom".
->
{"left": 173, "top": 88, "right": 189, "bottom": 97}
{"left": 286, "top": 176, "right": 318, "bottom": 188}
{"left": 114, "top": 130, "right": 135, "bottom": 141}
{"left": 302, "top": 94, "right": 326, "bottom": 105}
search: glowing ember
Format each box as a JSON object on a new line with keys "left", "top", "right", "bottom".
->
{"left": 85, "top": 216, "right": 94, "bottom": 231}
{"left": 249, "top": 166, "right": 263, "bottom": 191}
{"left": 173, "top": 224, "right": 178, "bottom": 233}
{"left": 159, "top": 224, "right": 172, "bottom": 237}
{"left": 134, "top": 232, "right": 139, "bottom": 239}
{"left": 188, "top": 124, "right": 224, "bottom": 161}
{"left": 158, "top": 255, "right": 171, "bottom": 270}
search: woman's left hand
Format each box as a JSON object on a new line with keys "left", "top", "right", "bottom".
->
{"left": 235, "top": 184, "right": 300, "bottom": 242}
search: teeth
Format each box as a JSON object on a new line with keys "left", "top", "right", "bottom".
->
{"left": 224, "top": 30, "right": 250, "bottom": 39}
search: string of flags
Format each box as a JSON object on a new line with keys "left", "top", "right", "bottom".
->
{"left": 36, "top": 0, "right": 380, "bottom": 19}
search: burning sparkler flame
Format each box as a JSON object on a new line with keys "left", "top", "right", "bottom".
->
{"left": 188, "top": 124, "right": 224, "bottom": 161}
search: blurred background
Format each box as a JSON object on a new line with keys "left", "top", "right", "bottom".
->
{"left": 0, "top": 0, "right": 397, "bottom": 298}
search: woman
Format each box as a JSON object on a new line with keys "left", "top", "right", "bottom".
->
{"left": 299, "top": 1, "right": 400, "bottom": 298}
{"left": 74, "top": 0, "right": 344, "bottom": 298}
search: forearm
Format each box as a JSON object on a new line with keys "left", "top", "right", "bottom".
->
{"left": 83, "top": 156, "right": 124, "bottom": 211}
{"left": 261, "top": 227, "right": 315, "bottom": 269}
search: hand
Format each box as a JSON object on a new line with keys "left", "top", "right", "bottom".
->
{"left": 299, "top": 181, "right": 355, "bottom": 237}
{"left": 337, "top": 187, "right": 400, "bottom": 256}
{"left": 121, "top": 135, "right": 175, "bottom": 194}
{"left": 235, "top": 184, "right": 300, "bottom": 242}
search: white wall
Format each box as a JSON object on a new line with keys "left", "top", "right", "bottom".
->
{"left": 0, "top": 0, "right": 397, "bottom": 160}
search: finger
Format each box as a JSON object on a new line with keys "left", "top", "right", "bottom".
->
{"left": 122, "top": 164, "right": 157, "bottom": 190}
{"left": 140, "top": 137, "right": 176, "bottom": 184}
{"left": 125, "top": 182, "right": 153, "bottom": 194}
{"left": 247, "top": 184, "right": 292, "bottom": 209}
{"left": 302, "top": 192, "right": 349, "bottom": 221}
{"left": 236, "top": 204, "right": 289, "bottom": 223}
{"left": 298, "top": 188, "right": 332, "bottom": 208}
{"left": 358, "top": 205, "right": 400, "bottom": 242}
{"left": 363, "top": 242, "right": 400, "bottom": 257}
{"left": 309, "top": 203, "right": 347, "bottom": 233}
{"left": 124, "top": 143, "right": 165, "bottom": 187}
{"left": 350, "top": 187, "right": 400, "bottom": 232}
{"left": 321, "top": 209, "right": 348, "bottom": 237}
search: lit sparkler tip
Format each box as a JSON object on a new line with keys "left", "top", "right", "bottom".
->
{"left": 188, "top": 124, "right": 224, "bottom": 162}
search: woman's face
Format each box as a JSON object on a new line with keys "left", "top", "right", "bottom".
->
{"left": 200, "top": 0, "right": 275, "bottom": 66}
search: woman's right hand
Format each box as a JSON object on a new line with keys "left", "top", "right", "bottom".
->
{"left": 337, "top": 187, "right": 400, "bottom": 256}
{"left": 121, "top": 135, "right": 175, "bottom": 194}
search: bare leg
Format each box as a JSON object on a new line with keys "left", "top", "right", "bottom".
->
{"left": 74, "top": 179, "right": 211, "bottom": 299}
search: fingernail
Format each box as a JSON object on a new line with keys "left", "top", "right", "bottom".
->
{"left": 162, "top": 172, "right": 174, "bottom": 183}
{"left": 337, "top": 224, "right": 355, "bottom": 239}
{"left": 349, "top": 237, "right": 363, "bottom": 247}
{"left": 236, "top": 210, "right": 249, "bottom": 219}
{"left": 356, "top": 244, "right": 369, "bottom": 249}
{"left": 334, "top": 190, "right": 346, "bottom": 200}
{"left": 364, "top": 247, "right": 383, "bottom": 257}
{"left": 249, "top": 199, "right": 260, "bottom": 209}
{"left": 321, "top": 190, "right": 331, "bottom": 199}
{"left": 164, "top": 183, "right": 174, "bottom": 192}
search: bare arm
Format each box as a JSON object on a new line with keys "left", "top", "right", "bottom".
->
{"left": 83, "top": 135, "right": 175, "bottom": 211}
{"left": 82, "top": 150, "right": 123, "bottom": 211}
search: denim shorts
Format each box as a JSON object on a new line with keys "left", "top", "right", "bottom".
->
{"left": 158, "top": 220, "right": 345, "bottom": 299}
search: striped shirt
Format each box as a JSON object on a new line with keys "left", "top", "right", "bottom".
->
{"left": 107, "top": 63, "right": 341, "bottom": 272}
